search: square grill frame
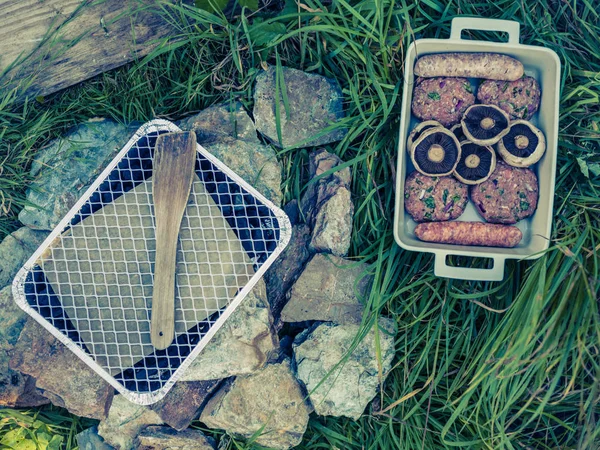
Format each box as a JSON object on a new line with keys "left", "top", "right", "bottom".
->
{"left": 12, "top": 119, "right": 292, "bottom": 405}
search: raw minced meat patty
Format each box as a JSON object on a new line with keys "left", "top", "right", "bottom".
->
{"left": 404, "top": 171, "right": 469, "bottom": 222}
{"left": 470, "top": 161, "right": 538, "bottom": 224}
{"left": 477, "top": 76, "right": 541, "bottom": 120}
{"left": 412, "top": 77, "right": 476, "bottom": 127}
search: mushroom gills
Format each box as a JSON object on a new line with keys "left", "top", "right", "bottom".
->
{"left": 453, "top": 141, "right": 496, "bottom": 185}
{"left": 497, "top": 120, "right": 546, "bottom": 167}
{"left": 503, "top": 123, "right": 540, "bottom": 157}
{"left": 411, "top": 128, "right": 461, "bottom": 176}
{"left": 461, "top": 105, "right": 510, "bottom": 145}
{"left": 407, "top": 120, "right": 442, "bottom": 152}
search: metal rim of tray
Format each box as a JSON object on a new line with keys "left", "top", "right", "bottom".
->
{"left": 12, "top": 119, "right": 292, "bottom": 405}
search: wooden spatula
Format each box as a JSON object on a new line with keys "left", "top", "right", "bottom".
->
{"left": 151, "top": 131, "right": 197, "bottom": 350}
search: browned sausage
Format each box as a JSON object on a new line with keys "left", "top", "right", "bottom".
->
{"left": 414, "top": 53, "right": 524, "bottom": 81}
{"left": 414, "top": 221, "right": 522, "bottom": 247}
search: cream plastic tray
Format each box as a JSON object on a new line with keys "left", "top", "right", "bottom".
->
{"left": 393, "top": 18, "right": 560, "bottom": 281}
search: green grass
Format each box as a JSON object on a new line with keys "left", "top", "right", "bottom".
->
{"left": 1, "top": 0, "right": 599, "bottom": 448}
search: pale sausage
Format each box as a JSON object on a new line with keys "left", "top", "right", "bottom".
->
{"left": 414, "top": 53, "right": 524, "bottom": 81}
{"left": 414, "top": 221, "right": 522, "bottom": 247}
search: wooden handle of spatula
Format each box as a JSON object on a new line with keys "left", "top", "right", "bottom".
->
{"left": 151, "top": 131, "right": 197, "bottom": 350}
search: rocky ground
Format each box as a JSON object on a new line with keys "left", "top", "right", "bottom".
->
{"left": 0, "top": 66, "right": 396, "bottom": 449}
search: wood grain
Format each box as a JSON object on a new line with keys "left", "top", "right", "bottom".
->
{"left": 0, "top": 0, "right": 184, "bottom": 100}
{"left": 151, "top": 132, "right": 197, "bottom": 350}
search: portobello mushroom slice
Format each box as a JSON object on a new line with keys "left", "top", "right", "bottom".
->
{"left": 454, "top": 141, "right": 496, "bottom": 185}
{"left": 497, "top": 120, "right": 546, "bottom": 167}
{"left": 406, "top": 120, "right": 443, "bottom": 152}
{"left": 410, "top": 127, "right": 461, "bottom": 176}
{"left": 461, "top": 105, "right": 510, "bottom": 146}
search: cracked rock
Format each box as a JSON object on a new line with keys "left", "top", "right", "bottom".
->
{"left": 254, "top": 66, "right": 347, "bottom": 148}
{"left": 200, "top": 359, "right": 310, "bottom": 449}
{"left": 280, "top": 253, "right": 372, "bottom": 324}
{"left": 293, "top": 318, "right": 396, "bottom": 420}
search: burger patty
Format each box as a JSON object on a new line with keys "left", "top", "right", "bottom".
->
{"left": 412, "top": 77, "right": 476, "bottom": 127}
{"left": 470, "top": 161, "right": 538, "bottom": 224}
{"left": 477, "top": 76, "right": 541, "bottom": 120}
{"left": 404, "top": 171, "right": 469, "bottom": 222}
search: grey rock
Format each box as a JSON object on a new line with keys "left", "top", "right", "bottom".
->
{"left": 300, "top": 149, "right": 352, "bottom": 222}
{"left": 201, "top": 360, "right": 311, "bottom": 450}
{"left": 280, "top": 253, "right": 372, "bottom": 324}
{"left": 150, "top": 380, "right": 220, "bottom": 431}
{"left": 137, "top": 426, "right": 216, "bottom": 450}
{"left": 309, "top": 148, "right": 352, "bottom": 185}
{"left": 264, "top": 224, "right": 311, "bottom": 318}
{"left": 0, "top": 286, "right": 27, "bottom": 348}
{"left": 179, "top": 101, "right": 258, "bottom": 144}
{"left": 253, "top": 66, "right": 347, "bottom": 148}
{"left": 293, "top": 319, "right": 396, "bottom": 420}
{"left": 310, "top": 186, "right": 353, "bottom": 256}
{"left": 9, "top": 319, "right": 114, "bottom": 419}
{"left": 0, "top": 227, "right": 49, "bottom": 287}
{"left": 98, "top": 394, "right": 163, "bottom": 450}
{"left": 180, "top": 280, "right": 278, "bottom": 381}
{"left": 0, "top": 286, "right": 49, "bottom": 408}
{"left": 203, "top": 137, "right": 283, "bottom": 205}
{"left": 76, "top": 426, "right": 115, "bottom": 450}
{"left": 283, "top": 199, "right": 300, "bottom": 225}
{"left": 19, "top": 118, "right": 135, "bottom": 230}
{"left": 300, "top": 149, "right": 354, "bottom": 256}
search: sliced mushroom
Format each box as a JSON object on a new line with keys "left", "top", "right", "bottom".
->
{"left": 406, "top": 120, "right": 443, "bottom": 152}
{"left": 454, "top": 141, "right": 496, "bottom": 185}
{"left": 410, "top": 127, "right": 461, "bottom": 176}
{"left": 461, "top": 104, "right": 510, "bottom": 146}
{"left": 497, "top": 120, "right": 546, "bottom": 167}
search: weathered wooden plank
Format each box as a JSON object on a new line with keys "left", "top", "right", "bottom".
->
{"left": 0, "top": 0, "right": 184, "bottom": 99}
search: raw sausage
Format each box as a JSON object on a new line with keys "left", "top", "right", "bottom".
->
{"left": 414, "top": 53, "right": 524, "bottom": 81}
{"left": 414, "top": 221, "right": 522, "bottom": 247}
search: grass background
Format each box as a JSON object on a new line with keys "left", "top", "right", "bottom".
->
{"left": 1, "top": 0, "right": 599, "bottom": 448}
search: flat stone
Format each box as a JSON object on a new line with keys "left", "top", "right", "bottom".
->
{"left": 203, "top": 137, "right": 283, "bottom": 205}
{"left": 18, "top": 118, "right": 136, "bottom": 231}
{"left": 253, "top": 66, "right": 347, "bottom": 148}
{"left": 137, "top": 426, "right": 216, "bottom": 450}
{"left": 9, "top": 319, "right": 114, "bottom": 419}
{"left": 200, "top": 360, "right": 310, "bottom": 450}
{"left": 0, "top": 286, "right": 49, "bottom": 408}
{"left": 150, "top": 380, "right": 220, "bottom": 431}
{"left": 179, "top": 101, "right": 258, "bottom": 144}
{"left": 76, "top": 426, "right": 115, "bottom": 450}
{"left": 293, "top": 319, "right": 396, "bottom": 420}
{"left": 280, "top": 254, "right": 372, "bottom": 324}
{"left": 0, "top": 227, "right": 49, "bottom": 287}
{"left": 263, "top": 224, "right": 311, "bottom": 318}
{"left": 180, "top": 280, "right": 277, "bottom": 382}
{"left": 98, "top": 394, "right": 163, "bottom": 450}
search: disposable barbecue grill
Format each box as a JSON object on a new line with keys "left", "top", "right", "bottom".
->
{"left": 12, "top": 119, "right": 291, "bottom": 405}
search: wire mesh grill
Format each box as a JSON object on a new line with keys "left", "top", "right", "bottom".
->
{"left": 12, "top": 120, "right": 291, "bottom": 405}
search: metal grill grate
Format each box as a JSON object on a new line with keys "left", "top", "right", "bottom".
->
{"left": 12, "top": 120, "right": 291, "bottom": 405}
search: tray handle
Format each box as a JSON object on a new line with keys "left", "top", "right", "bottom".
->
{"left": 450, "top": 17, "right": 520, "bottom": 44}
{"left": 434, "top": 252, "right": 506, "bottom": 281}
